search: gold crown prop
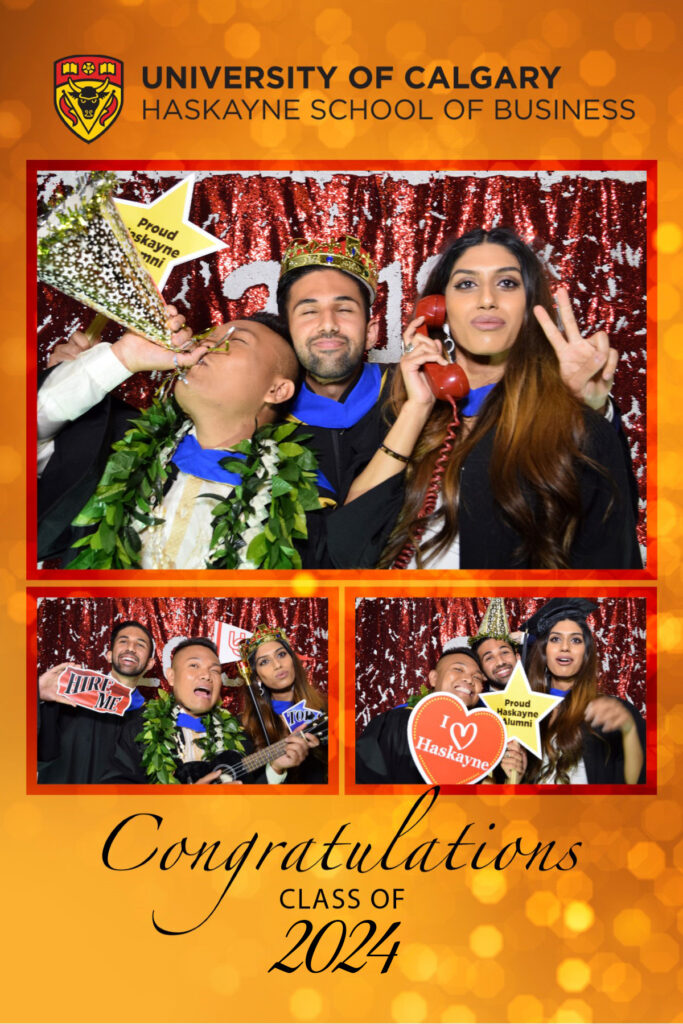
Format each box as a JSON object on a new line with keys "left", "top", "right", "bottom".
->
{"left": 238, "top": 623, "right": 290, "bottom": 662}
{"left": 280, "top": 235, "right": 378, "bottom": 301}
{"left": 468, "top": 598, "right": 515, "bottom": 647}
{"left": 38, "top": 171, "right": 172, "bottom": 346}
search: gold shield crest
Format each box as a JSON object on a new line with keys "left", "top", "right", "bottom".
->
{"left": 54, "top": 55, "right": 123, "bottom": 143}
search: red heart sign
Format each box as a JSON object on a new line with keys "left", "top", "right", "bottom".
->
{"left": 408, "top": 693, "right": 507, "bottom": 784}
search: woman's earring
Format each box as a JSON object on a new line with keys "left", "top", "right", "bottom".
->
{"left": 442, "top": 321, "right": 455, "bottom": 360}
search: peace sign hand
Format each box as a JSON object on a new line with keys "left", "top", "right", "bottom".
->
{"left": 533, "top": 287, "right": 618, "bottom": 414}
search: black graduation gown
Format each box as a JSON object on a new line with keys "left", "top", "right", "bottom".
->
{"left": 289, "top": 365, "right": 395, "bottom": 502}
{"left": 581, "top": 698, "right": 647, "bottom": 784}
{"left": 527, "top": 697, "right": 647, "bottom": 784}
{"left": 356, "top": 708, "right": 424, "bottom": 784}
{"left": 262, "top": 721, "right": 328, "bottom": 785}
{"left": 292, "top": 363, "right": 641, "bottom": 570}
{"left": 456, "top": 410, "right": 642, "bottom": 570}
{"left": 286, "top": 753, "right": 327, "bottom": 784}
{"left": 332, "top": 403, "right": 641, "bottom": 570}
{"left": 38, "top": 700, "right": 139, "bottom": 784}
{"left": 37, "top": 382, "right": 403, "bottom": 570}
{"left": 38, "top": 389, "right": 136, "bottom": 564}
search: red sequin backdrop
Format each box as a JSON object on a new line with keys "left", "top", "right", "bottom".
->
{"left": 36, "top": 171, "right": 647, "bottom": 546}
{"left": 37, "top": 596, "right": 328, "bottom": 712}
{"left": 355, "top": 597, "right": 647, "bottom": 736}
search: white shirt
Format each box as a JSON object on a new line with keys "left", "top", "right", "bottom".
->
{"left": 538, "top": 738, "right": 589, "bottom": 785}
{"left": 38, "top": 345, "right": 233, "bottom": 570}
{"left": 538, "top": 759, "right": 589, "bottom": 785}
{"left": 407, "top": 516, "right": 460, "bottom": 570}
{"left": 38, "top": 344, "right": 130, "bottom": 475}
{"left": 138, "top": 445, "right": 234, "bottom": 570}
{"left": 178, "top": 725, "right": 286, "bottom": 785}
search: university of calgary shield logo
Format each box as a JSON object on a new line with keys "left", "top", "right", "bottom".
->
{"left": 54, "top": 55, "right": 123, "bottom": 142}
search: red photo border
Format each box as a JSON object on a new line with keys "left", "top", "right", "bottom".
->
{"left": 344, "top": 584, "right": 657, "bottom": 796}
{"left": 27, "top": 584, "right": 340, "bottom": 796}
{"left": 26, "top": 159, "right": 656, "bottom": 582}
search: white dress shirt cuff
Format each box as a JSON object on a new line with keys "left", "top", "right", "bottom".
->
{"left": 266, "top": 763, "right": 287, "bottom": 784}
{"left": 38, "top": 344, "right": 131, "bottom": 438}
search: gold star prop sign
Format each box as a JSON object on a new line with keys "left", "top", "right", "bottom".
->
{"left": 480, "top": 660, "right": 562, "bottom": 758}
{"left": 115, "top": 175, "right": 227, "bottom": 290}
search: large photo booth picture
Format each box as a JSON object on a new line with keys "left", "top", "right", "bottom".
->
{"left": 353, "top": 596, "right": 649, "bottom": 789}
{"left": 34, "top": 168, "right": 647, "bottom": 572}
{"left": 34, "top": 595, "right": 329, "bottom": 787}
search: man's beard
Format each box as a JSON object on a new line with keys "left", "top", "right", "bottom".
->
{"left": 303, "top": 337, "right": 361, "bottom": 382}
{"left": 112, "top": 654, "right": 142, "bottom": 678}
{"left": 487, "top": 670, "right": 512, "bottom": 691}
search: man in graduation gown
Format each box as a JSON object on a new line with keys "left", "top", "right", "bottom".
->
{"left": 277, "top": 237, "right": 640, "bottom": 567}
{"left": 468, "top": 597, "right": 521, "bottom": 692}
{"left": 277, "top": 237, "right": 445, "bottom": 547}
{"left": 356, "top": 640, "right": 528, "bottom": 784}
{"left": 101, "top": 638, "right": 314, "bottom": 784}
{"left": 37, "top": 309, "right": 389, "bottom": 569}
{"left": 355, "top": 648, "right": 489, "bottom": 784}
{"left": 278, "top": 236, "right": 391, "bottom": 501}
{"left": 38, "top": 619, "right": 155, "bottom": 784}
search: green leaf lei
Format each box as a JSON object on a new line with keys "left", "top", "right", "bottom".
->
{"left": 136, "top": 690, "right": 246, "bottom": 785}
{"left": 205, "top": 420, "right": 322, "bottom": 570}
{"left": 67, "top": 397, "right": 322, "bottom": 570}
{"left": 405, "top": 684, "right": 431, "bottom": 708}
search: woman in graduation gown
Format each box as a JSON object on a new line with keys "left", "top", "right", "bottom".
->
{"left": 350, "top": 227, "right": 641, "bottom": 570}
{"left": 523, "top": 598, "right": 646, "bottom": 784}
{"left": 239, "top": 624, "right": 328, "bottom": 784}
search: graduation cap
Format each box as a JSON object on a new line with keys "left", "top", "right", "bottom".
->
{"left": 521, "top": 598, "right": 598, "bottom": 639}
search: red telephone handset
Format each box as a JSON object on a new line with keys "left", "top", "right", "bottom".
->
{"left": 415, "top": 295, "right": 469, "bottom": 401}
{"left": 392, "top": 296, "right": 468, "bottom": 568}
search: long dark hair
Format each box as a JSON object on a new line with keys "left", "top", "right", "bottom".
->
{"left": 525, "top": 619, "right": 599, "bottom": 783}
{"left": 241, "top": 638, "right": 326, "bottom": 749}
{"left": 380, "top": 227, "right": 602, "bottom": 569}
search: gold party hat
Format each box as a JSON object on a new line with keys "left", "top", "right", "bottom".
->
{"left": 468, "top": 598, "right": 514, "bottom": 647}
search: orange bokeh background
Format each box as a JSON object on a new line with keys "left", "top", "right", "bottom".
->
{"left": 2, "top": 1, "right": 681, "bottom": 1021}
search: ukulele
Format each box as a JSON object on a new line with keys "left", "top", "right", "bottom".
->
{"left": 176, "top": 713, "right": 329, "bottom": 783}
